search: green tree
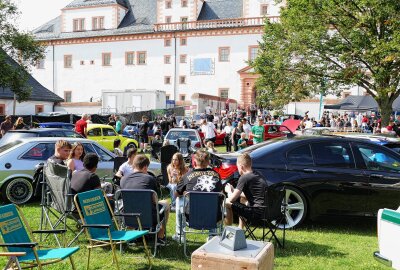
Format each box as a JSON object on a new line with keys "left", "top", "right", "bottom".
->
{"left": 253, "top": 0, "right": 400, "bottom": 125}
{"left": 0, "top": 0, "right": 44, "bottom": 102}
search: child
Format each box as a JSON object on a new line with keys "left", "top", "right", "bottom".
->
{"left": 206, "top": 141, "right": 217, "bottom": 153}
{"left": 237, "top": 132, "right": 248, "bottom": 150}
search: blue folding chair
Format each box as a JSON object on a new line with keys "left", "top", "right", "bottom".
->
{"left": 74, "top": 189, "right": 151, "bottom": 270}
{"left": 115, "top": 189, "right": 167, "bottom": 257}
{"left": 181, "top": 192, "right": 225, "bottom": 257}
{"left": 0, "top": 204, "right": 79, "bottom": 269}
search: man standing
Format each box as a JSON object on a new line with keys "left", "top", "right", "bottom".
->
{"left": 115, "top": 116, "right": 122, "bottom": 134}
{"left": 173, "top": 149, "right": 222, "bottom": 240}
{"left": 225, "top": 153, "right": 268, "bottom": 229}
{"left": 139, "top": 116, "right": 149, "bottom": 152}
{"left": 201, "top": 119, "right": 217, "bottom": 144}
{"left": 251, "top": 118, "right": 265, "bottom": 144}
{"left": 75, "top": 114, "right": 89, "bottom": 138}
{"left": 160, "top": 117, "right": 170, "bottom": 137}
{"left": 121, "top": 155, "right": 170, "bottom": 242}
{"left": 48, "top": 140, "right": 72, "bottom": 165}
{"left": 70, "top": 153, "right": 101, "bottom": 195}
{"left": 242, "top": 118, "right": 251, "bottom": 138}
{"left": 0, "top": 115, "right": 13, "bottom": 137}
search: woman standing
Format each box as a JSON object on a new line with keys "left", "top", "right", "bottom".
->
{"left": 13, "top": 117, "right": 26, "bottom": 130}
{"left": 231, "top": 121, "right": 244, "bottom": 151}
{"left": 167, "top": 153, "right": 188, "bottom": 210}
{"left": 67, "top": 142, "right": 86, "bottom": 172}
{"left": 222, "top": 120, "right": 234, "bottom": 152}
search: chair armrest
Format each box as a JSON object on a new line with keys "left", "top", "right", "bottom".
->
{"left": 0, "top": 242, "right": 38, "bottom": 248}
{"left": 114, "top": 213, "right": 141, "bottom": 217}
{"left": 159, "top": 205, "right": 166, "bottom": 215}
{"left": 32, "top": 229, "right": 67, "bottom": 234}
{"left": 82, "top": 224, "right": 111, "bottom": 229}
{"left": 0, "top": 252, "right": 26, "bottom": 257}
{"left": 66, "top": 193, "right": 75, "bottom": 197}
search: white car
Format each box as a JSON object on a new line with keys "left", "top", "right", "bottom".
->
{"left": 164, "top": 128, "right": 203, "bottom": 149}
{"left": 0, "top": 137, "right": 161, "bottom": 204}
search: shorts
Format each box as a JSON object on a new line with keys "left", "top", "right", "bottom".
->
{"left": 205, "top": 137, "right": 216, "bottom": 143}
{"left": 140, "top": 135, "right": 149, "bottom": 143}
{"left": 231, "top": 201, "right": 263, "bottom": 221}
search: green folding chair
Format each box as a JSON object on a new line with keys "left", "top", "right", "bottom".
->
{"left": 0, "top": 204, "right": 79, "bottom": 269}
{"left": 74, "top": 189, "right": 151, "bottom": 270}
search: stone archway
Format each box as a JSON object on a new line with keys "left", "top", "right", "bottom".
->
{"left": 238, "top": 66, "right": 260, "bottom": 110}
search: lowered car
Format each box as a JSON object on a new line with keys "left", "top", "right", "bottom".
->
{"left": 87, "top": 124, "right": 138, "bottom": 152}
{"left": 0, "top": 128, "right": 83, "bottom": 146}
{"left": 38, "top": 122, "right": 75, "bottom": 130}
{"left": 212, "top": 136, "right": 400, "bottom": 229}
{"left": 165, "top": 128, "right": 203, "bottom": 149}
{"left": 0, "top": 137, "right": 161, "bottom": 204}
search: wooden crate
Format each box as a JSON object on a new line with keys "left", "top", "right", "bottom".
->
{"left": 191, "top": 239, "right": 274, "bottom": 270}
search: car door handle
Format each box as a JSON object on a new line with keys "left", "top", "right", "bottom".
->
{"left": 370, "top": 174, "right": 384, "bottom": 179}
{"left": 303, "top": 168, "right": 317, "bottom": 173}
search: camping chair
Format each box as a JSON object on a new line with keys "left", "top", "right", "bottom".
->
{"left": 160, "top": 145, "right": 178, "bottom": 199}
{"left": 0, "top": 204, "right": 79, "bottom": 269}
{"left": 0, "top": 251, "right": 25, "bottom": 270}
{"left": 240, "top": 186, "right": 286, "bottom": 248}
{"left": 181, "top": 192, "right": 226, "bottom": 257}
{"left": 74, "top": 189, "right": 151, "bottom": 270}
{"left": 115, "top": 189, "right": 166, "bottom": 257}
{"left": 40, "top": 160, "right": 81, "bottom": 247}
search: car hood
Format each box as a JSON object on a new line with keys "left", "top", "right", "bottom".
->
{"left": 282, "top": 119, "right": 301, "bottom": 133}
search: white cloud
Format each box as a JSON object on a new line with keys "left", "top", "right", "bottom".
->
{"left": 14, "top": 0, "right": 71, "bottom": 31}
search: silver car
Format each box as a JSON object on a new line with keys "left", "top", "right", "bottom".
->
{"left": 0, "top": 137, "right": 161, "bottom": 204}
{"left": 165, "top": 128, "right": 203, "bottom": 149}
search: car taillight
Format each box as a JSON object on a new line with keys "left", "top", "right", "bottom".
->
{"left": 194, "top": 142, "right": 201, "bottom": 148}
{"left": 214, "top": 163, "right": 238, "bottom": 180}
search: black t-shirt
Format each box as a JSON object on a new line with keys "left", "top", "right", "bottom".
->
{"left": 176, "top": 168, "right": 222, "bottom": 195}
{"left": 120, "top": 172, "right": 157, "bottom": 191}
{"left": 140, "top": 121, "right": 149, "bottom": 136}
{"left": 47, "top": 155, "right": 66, "bottom": 166}
{"left": 160, "top": 121, "right": 170, "bottom": 133}
{"left": 70, "top": 168, "right": 101, "bottom": 194}
{"left": 236, "top": 171, "right": 268, "bottom": 207}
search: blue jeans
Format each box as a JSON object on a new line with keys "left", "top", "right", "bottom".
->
{"left": 166, "top": 183, "right": 177, "bottom": 207}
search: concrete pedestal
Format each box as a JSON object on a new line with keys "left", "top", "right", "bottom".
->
{"left": 191, "top": 237, "right": 274, "bottom": 270}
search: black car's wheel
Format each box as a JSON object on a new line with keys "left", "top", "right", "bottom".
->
{"left": 1, "top": 178, "right": 34, "bottom": 204}
{"left": 277, "top": 186, "right": 307, "bottom": 229}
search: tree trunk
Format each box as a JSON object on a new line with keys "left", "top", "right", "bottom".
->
{"left": 379, "top": 100, "right": 392, "bottom": 127}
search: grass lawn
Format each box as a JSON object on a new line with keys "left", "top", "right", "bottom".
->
{"left": 0, "top": 146, "right": 386, "bottom": 269}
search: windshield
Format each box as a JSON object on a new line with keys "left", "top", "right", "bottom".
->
{"left": 0, "top": 140, "right": 23, "bottom": 154}
{"left": 166, "top": 130, "right": 198, "bottom": 141}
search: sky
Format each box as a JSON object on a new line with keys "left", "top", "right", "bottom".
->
{"left": 15, "top": 0, "right": 72, "bottom": 31}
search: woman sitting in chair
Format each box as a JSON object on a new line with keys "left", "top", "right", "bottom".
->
{"left": 67, "top": 142, "right": 86, "bottom": 172}
{"left": 167, "top": 153, "right": 188, "bottom": 211}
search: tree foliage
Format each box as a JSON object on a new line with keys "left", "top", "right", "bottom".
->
{"left": 253, "top": 0, "right": 400, "bottom": 124}
{"left": 0, "top": 0, "right": 44, "bottom": 102}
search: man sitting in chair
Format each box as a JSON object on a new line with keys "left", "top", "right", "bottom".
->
{"left": 70, "top": 153, "right": 101, "bottom": 195}
{"left": 225, "top": 153, "right": 268, "bottom": 229}
{"left": 48, "top": 140, "right": 72, "bottom": 165}
{"left": 173, "top": 149, "right": 222, "bottom": 241}
{"left": 115, "top": 148, "right": 138, "bottom": 178}
{"left": 120, "top": 154, "right": 170, "bottom": 244}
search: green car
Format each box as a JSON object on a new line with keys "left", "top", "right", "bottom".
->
{"left": 87, "top": 124, "right": 138, "bottom": 152}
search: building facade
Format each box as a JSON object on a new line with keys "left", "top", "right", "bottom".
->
{"left": 32, "top": 0, "right": 284, "bottom": 113}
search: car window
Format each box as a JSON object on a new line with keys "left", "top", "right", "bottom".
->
{"left": 268, "top": 126, "right": 279, "bottom": 133}
{"left": 49, "top": 131, "right": 65, "bottom": 137}
{"left": 93, "top": 144, "right": 113, "bottom": 161}
{"left": 287, "top": 144, "right": 313, "bottom": 165}
{"left": 0, "top": 140, "right": 23, "bottom": 154}
{"left": 64, "top": 131, "right": 82, "bottom": 138}
{"left": 357, "top": 144, "right": 400, "bottom": 172}
{"left": 88, "top": 128, "right": 101, "bottom": 136}
{"left": 82, "top": 143, "right": 96, "bottom": 154}
{"left": 166, "top": 131, "right": 198, "bottom": 141}
{"left": 1, "top": 132, "right": 37, "bottom": 145}
{"left": 21, "top": 143, "right": 54, "bottom": 160}
{"left": 311, "top": 142, "right": 354, "bottom": 168}
{"left": 103, "top": 128, "right": 117, "bottom": 137}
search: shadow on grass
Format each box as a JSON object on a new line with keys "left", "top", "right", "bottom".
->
{"left": 275, "top": 239, "right": 347, "bottom": 258}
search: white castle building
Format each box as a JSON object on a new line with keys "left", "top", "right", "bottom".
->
{"left": 31, "top": 0, "right": 285, "bottom": 114}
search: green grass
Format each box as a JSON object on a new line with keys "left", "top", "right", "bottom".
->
{"left": 0, "top": 146, "right": 386, "bottom": 269}
{"left": 0, "top": 202, "right": 385, "bottom": 270}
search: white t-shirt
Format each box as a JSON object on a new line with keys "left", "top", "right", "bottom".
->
{"left": 243, "top": 123, "right": 251, "bottom": 137}
{"left": 305, "top": 120, "right": 313, "bottom": 129}
{"left": 118, "top": 161, "right": 134, "bottom": 177}
{"left": 201, "top": 122, "right": 216, "bottom": 138}
{"left": 224, "top": 125, "right": 234, "bottom": 134}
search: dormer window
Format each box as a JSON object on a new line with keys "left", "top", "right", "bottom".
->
{"left": 73, "top": 18, "right": 85, "bottom": 32}
{"left": 92, "top": 17, "right": 104, "bottom": 30}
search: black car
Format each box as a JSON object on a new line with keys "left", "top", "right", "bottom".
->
{"left": 0, "top": 128, "right": 83, "bottom": 146}
{"left": 213, "top": 136, "right": 400, "bottom": 228}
